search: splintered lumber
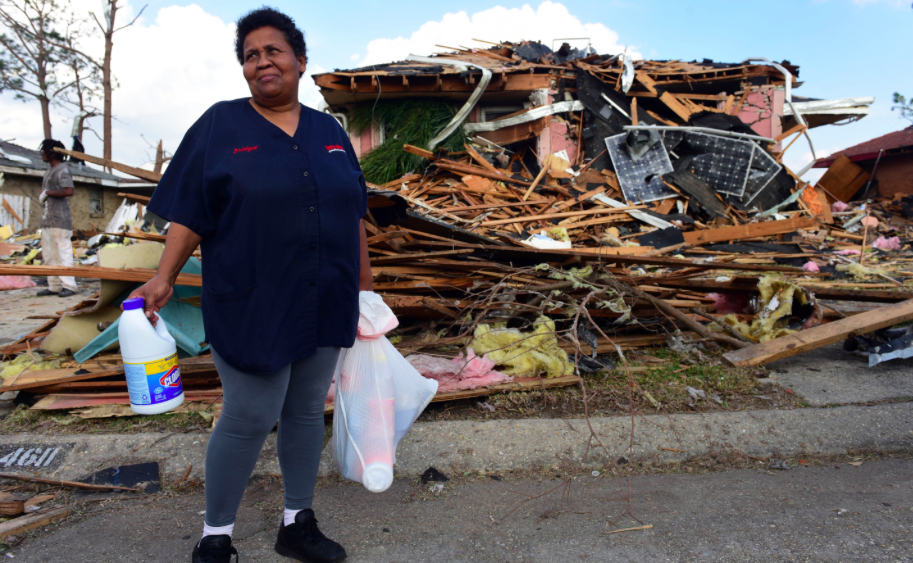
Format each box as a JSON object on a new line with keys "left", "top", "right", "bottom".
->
{"left": 660, "top": 278, "right": 913, "bottom": 304}
{"left": 403, "top": 144, "right": 435, "bottom": 160}
{"left": 0, "top": 472, "right": 141, "bottom": 492}
{"left": 635, "top": 72, "right": 692, "bottom": 121}
{"left": 682, "top": 215, "right": 817, "bottom": 245}
{"left": 722, "top": 299, "right": 913, "bottom": 367}
{"left": 0, "top": 493, "right": 29, "bottom": 516}
{"left": 523, "top": 154, "right": 551, "bottom": 200}
{"left": 0, "top": 368, "right": 125, "bottom": 392}
{"left": 53, "top": 148, "right": 162, "bottom": 183}
{"left": 0, "top": 507, "right": 70, "bottom": 539}
{"left": 0, "top": 264, "right": 202, "bottom": 286}
{"left": 104, "top": 231, "right": 166, "bottom": 243}
{"left": 116, "top": 192, "right": 151, "bottom": 204}
{"left": 322, "top": 374, "right": 581, "bottom": 414}
{"left": 480, "top": 205, "right": 644, "bottom": 227}
{"left": 637, "top": 291, "right": 747, "bottom": 349}
{"left": 369, "top": 249, "right": 474, "bottom": 264}
{"left": 432, "top": 159, "right": 532, "bottom": 186}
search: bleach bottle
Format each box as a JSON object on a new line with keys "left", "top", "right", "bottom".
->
{"left": 119, "top": 297, "right": 185, "bottom": 415}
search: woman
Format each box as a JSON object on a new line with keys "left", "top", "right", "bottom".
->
{"left": 130, "top": 7, "right": 371, "bottom": 563}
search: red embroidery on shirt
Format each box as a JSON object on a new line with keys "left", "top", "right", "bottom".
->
{"left": 325, "top": 144, "right": 345, "bottom": 153}
{"left": 233, "top": 146, "right": 258, "bottom": 154}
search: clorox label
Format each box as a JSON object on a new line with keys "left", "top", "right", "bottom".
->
{"left": 124, "top": 353, "right": 182, "bottom": 406}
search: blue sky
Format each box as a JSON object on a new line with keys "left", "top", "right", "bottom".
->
{"left": 2, "top": 0, "right": 910, "bottom": 175}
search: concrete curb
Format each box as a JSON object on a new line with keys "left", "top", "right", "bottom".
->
{"left": 0, "top": 403, "right": 910, "bottom": 484}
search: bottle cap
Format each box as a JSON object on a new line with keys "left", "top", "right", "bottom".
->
{"left": 122, "top": 297, "right": 145, "bottom": 311}
{"left": 362, "top": 462, "right": 394, "bottom": 493}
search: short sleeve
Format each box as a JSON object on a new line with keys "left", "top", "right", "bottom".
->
{"left": 56, "top": 166, "right": 74, "bottom": 189}
{"left": 147, "top": 108, "right": 217, "bottom": 239}
{"left": 341, "top": 132, "right": 368, "bottom": 218}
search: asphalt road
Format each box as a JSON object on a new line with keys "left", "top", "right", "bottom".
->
{"left": 11, "top": 458, "right": 912, "bottom": 562}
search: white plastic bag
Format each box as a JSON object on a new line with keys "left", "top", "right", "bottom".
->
{"left": 333, "top": 292, "right": 438, "bottom": 492}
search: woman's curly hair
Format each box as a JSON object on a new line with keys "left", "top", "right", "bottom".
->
{"left": 235, "top": 7, "right": 307, "bottom": 76}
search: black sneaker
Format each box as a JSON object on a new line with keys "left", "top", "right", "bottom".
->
{"left": 57, "top": 288, "right": 77, "bottom": 297}
{"left": 36, "top": 289, "right": 58, "bottom": 296}
{"left": 192, "top": 535, "right": 238, "bottom": 563}
{"left": 275, "top": 509, "right": 346, "bottom": 563}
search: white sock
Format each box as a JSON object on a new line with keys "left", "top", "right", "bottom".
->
{"left": 284, "top": 508, "right": 302, "bottom": 526}
{"left": 201, "top": 522, "right": 234, "bottom": 542}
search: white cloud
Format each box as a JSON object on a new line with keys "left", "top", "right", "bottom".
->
{"left": 350, "top": 53, "right": 360, "bottom": 61}
{"left": 0, "top": 2, "right": 326, "bottom": 169}
{"left": 358, "top": 1, "right": 639, "bottom": 67}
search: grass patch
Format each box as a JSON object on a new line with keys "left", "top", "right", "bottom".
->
{"left": 0, "top": 404, "right": 211, "bottom": 435}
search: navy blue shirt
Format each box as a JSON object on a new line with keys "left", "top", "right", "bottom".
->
{"left": 147, "top": 99, "right": 367, "bottom": 374}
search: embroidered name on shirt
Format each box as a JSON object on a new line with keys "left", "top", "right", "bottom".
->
{"left": 233, "top": 146, "right": 257, "bottom": 154}
{"left": 325, "top": 144, "right": 345, "bottom": 153}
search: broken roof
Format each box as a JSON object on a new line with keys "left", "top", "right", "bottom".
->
{"left": 312, "top": 40, "right": 798, "bottom": 108}
{"left": 0, "top": 140, "right": 128, "bottom": 187}
{"left": 813, "top": 126, "right": 913, "bottom": 168}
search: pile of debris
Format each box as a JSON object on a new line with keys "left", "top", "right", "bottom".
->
{"left": 0, "top": 41, "right": 910, "bottom": 422}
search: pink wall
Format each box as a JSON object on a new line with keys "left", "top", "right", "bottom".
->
{"left": 735, "top": 88, "right": 784, "bottom": 141}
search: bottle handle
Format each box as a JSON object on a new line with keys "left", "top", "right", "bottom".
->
{"left": 151, "top": 312, "right": 176, "bottom": 344}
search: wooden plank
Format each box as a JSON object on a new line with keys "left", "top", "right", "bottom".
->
{"left": 323, "top": 375, "right": 581, "bottom": 414}
{"left": 0, "top": 264, "right": 202, "bottom": 286}
{"left": 0, "top": 368, "right": 123, "bottom": 392}
{"left": 816, "top": 154, "right": 870, "bottom": 203}
{"left": 480, "top": 205, "right": 645, "bottom": 227}
{"left": 2, "top": 198, "right": 24, "bottom": 226}
{"left": 31, "top": 390, "right": 223, "bottom": 410}
{"left": 463, "top": 144, "right": 500, "bottom": 174}
{"left": 365, "top": 231, "right": 408, "bottom": 245}
{"left": 723, "top": 299, "right": 913, "bottom": 367}
{"left": 682, "top": 215, "right": 817, "bottom": 246}
{"left": 104, "top": 231, "right": 166, "bottom": 243}
{"left": 0, "top": 507, "right": 70, "bottom": 539}
{"left": 54, "top": 148, "right": 161, "bottom": 183}
{"left": 402, "top": 240, "right": 810, "bottom": 273}
{"left": 660, "top": 278, "right": 912, "bottom": 304}
{"left": 522, "top": 154, "right": 551, "bottom": 201}
{"left": 116, "top": 192, "right": 151, "bottom": 204}
{"left": 432, "top": 159, "right": 532, "bottom": 187}
{"left": 369, "top": 249, "right": 474, "bottom": 264}
{"left": 635, "top": 73, "right": 692, "bottom": 121}
{"left": 403, "top": 144, "right": 435, "bottom": 160}
{"left": 552, "top": 186, "right": 606, "bottom": 212}
{"left": 4, "top": 358, "right": 218, "bottom": 393}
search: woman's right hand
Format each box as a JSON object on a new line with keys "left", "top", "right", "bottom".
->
{"left": 125, "top": 274, "right": 174, "bottom": 326}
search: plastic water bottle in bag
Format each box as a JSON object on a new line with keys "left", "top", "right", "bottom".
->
{"left": 333, "top": 292, "right": 437, "bottom": 492}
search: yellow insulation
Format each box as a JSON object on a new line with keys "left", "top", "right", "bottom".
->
{"left": 470, "top": 316, "right": 574, "bottom": 378}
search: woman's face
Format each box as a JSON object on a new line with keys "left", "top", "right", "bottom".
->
{"left": 241, "top": 26, "right": 306, "bottom": 106}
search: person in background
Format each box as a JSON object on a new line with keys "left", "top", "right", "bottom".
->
{"left": 37, "top": 139, "right": 78, "bottom": 298}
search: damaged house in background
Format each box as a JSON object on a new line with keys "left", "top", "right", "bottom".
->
{"left": 313, "top": 40, "right": 873, "bottom": 218}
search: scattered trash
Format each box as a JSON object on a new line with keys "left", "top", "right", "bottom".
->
{"left": 767, "top": 459, "right": 790, "bottom": 470}
{"left": 420, "top": 467, "right": 449, "bottom": 484}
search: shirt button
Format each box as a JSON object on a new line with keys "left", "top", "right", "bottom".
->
{"left": 293, "top": 145, "right": 298, "bottom": 150}
{"left": 310, "top": 245, "right": 316, "bottom": 250}
{"left": 310, "top": 207, "right": 315, "bottom": 212}
{"left": 309, "top": 281, "right": 316, "bottom": 287}
{"left": 303, "top": 171, "right": 309, "bottom": 176}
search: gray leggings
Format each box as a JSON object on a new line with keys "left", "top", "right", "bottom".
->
{"left": 205, "top": 347, "right": 340, "bottom": 527}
